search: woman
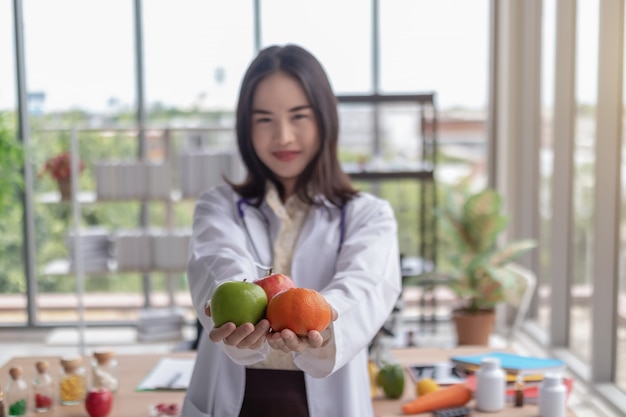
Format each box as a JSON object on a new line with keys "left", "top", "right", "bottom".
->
{"left": 182, "top": 44, "right": 401, "bottom": 417}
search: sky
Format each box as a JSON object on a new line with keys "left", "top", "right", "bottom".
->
{"left": 0, "top": 0, "right": 602, "bottom": 114}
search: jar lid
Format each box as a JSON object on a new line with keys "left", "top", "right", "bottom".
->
{"left": 35, "top": 360, "right": 49, "bottom": 374}
{"left": 9, "top": 366, "right": 23, "bottom": 380}
{"left": 93, "top": 350, "right": 115, "bottom": 365}
{"left": 480, "top": 357, "right": 501, "bottom": 369}
{"left": 60, "top": 356, "right": 83, "bottom": 372}
{"left": 542, "top": 372, "right": 563, "bottom": 386}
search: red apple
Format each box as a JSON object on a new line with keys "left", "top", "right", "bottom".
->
{"left": 254, "top": 273, "right": 296, "bottom": 300}
{"left": 85, "top": 388, "right": 113, "bottom": 417}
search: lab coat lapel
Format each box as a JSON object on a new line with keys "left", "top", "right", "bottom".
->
{"left": 240, "top": 203, "right": 273, "bottom": 275}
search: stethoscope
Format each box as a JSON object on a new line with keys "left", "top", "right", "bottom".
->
{"left": 236, "top": 198, "right": 347, "bottom": 275}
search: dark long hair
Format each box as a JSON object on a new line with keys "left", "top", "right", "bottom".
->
{"left": 230, "top": 44, "right": 357, "bottom": 208}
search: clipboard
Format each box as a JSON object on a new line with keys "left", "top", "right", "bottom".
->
{"left": 136, "top": 357, "right": 195, "bottom": 391}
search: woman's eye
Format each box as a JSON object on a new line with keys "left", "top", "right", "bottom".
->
{"left": 292, "top": 113, "right": 308, "bottom": 121}
{"left": 254, "top": 117, "right": 272, "bottom": 124}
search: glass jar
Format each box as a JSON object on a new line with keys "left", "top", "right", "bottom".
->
{"left": 59, "top": 357, "right": 87, "bottom": 405}
{"left": 91, "top": 350, "right": 119, "bottom": 392}
{"left": 5, "top": 367, "right": 28, "bottom": 417}
{"left": 32, "top": 361, "right": 55, "bottom": 412}
{"left": 0, "top": 389, "right": 6, "bottom": 417}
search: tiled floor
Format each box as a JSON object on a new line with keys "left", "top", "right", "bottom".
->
{"left": 0, "top": 323, "right": 624, "bottom": 417}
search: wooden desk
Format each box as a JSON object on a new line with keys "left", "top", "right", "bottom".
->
{"left": 1, "top": 348, "right": 575, "bottom": 417}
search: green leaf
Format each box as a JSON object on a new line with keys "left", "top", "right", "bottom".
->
{"left": 463, "top": 189, "right": 502, "bottom": 221}
{"left": 490, "top": 240, "right": 537, "bottom": 266}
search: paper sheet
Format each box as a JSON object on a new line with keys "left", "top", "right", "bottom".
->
{"left": 136, "top": 357, "right": 195, "bottom": 391}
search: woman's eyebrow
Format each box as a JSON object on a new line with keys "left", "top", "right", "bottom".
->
{"left": 289, "top": 105, "right": 312, "bottom": 112}
{"left": 252, "top": 109, "right": 272, "bottom": 115}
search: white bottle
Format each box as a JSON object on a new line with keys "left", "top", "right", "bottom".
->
{"left": 475, "top": 357, "right": 506, "bottom": 412}
{"left": 538, "top": 372, "right": 566, "bottom": 417}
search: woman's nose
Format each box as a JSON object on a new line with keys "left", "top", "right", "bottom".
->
{"left": 274, "top": 119, "right": 295, "bottom": 144}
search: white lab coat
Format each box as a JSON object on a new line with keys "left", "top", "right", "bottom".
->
{"left": 182, "top": 185, "right": 401, "bottom": 417}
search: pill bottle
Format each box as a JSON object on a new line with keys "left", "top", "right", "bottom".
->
{"left": 474, "top": 357, "right": 506, "bottom": 412}
{"left": 32, "top": 361, "right": 55, "bottom": 412}
{"left": 59, "top": 357, "right": 87, "bottom": 405}
{"left": 5, "top": 367, "right": 28, "bottom": 417}
{"left": 538, "top": 372, "right": 566, "bottom": 417}
{"left": 91, "top": 350, "right": 119, "bottom": 392}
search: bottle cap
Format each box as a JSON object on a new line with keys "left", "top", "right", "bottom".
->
{"left": 542, "top": 372, "right": 563, "bottom": 387}
{"left": 93, "top": 350, "right": 115, "bottom": 365}
{"left": 60, "top": 356, "right": 83, "bottom": 373}
{"left": 35, "top": 361, "right": 49, "bottom": 374}
{"left": 8, "top": 367, "right": 23, "bottom": 380}
{"left": 480, "top": 357, "right": 501, "bottom": 369}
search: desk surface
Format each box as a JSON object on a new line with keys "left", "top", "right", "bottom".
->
{"left": 0, "top": 347, "right": 575, "bottom": 417}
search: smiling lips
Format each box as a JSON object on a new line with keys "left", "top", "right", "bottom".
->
{"left": 273, "top": 150, "right": 300, "bottom": 162}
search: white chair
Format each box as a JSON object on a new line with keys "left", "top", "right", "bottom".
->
{"left": 496, "top": 263, "right": 537, "bottom": 346}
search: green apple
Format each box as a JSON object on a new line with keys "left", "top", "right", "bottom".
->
{"left": 210, "top": 281, "right": 268, "bottom": 327}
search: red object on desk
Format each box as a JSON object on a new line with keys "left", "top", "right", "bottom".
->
{"left": 464, "top": 374, "right": 574, "bottom": 404}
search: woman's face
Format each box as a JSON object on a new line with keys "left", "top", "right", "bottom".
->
{"left": 251, "top": 71, "right": 320, "bottom": 199}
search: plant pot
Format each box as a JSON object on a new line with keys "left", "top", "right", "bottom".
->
{"left": 452, "top": 308, "right": 495, "bottom": 346}
{"left": 57, "top": 178, "right": 72, "bottom": 201}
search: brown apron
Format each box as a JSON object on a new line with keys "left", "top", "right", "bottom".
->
{"left": 238, "top": 368, "right": 310, "bottom": 417}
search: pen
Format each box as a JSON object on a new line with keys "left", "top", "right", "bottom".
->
{"left": 156, "top": 372, "right": 182, "bottom": 390}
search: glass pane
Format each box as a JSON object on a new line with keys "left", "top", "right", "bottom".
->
{"left": 260, "top": 0, "right": 372, "bottom": 94}
{"left": 537, "top": 0, "right": 557, "bottom": 333}
{"left": 380, "top": 0, "right": 490, "bottom": 187}
{"left": 23, "top": 0, "right": 135, "bottom": 114}
{"left": 570, "top": 0, "right": 599, "bottom": 362}
{"left": 0, "top": 0, "right": 15, "bottom": 111}
{"left": 379, "top": 0, "right": 489, "bottom": 108}
{"left": 143, "top": 1, "right": 254, "bottom": 122}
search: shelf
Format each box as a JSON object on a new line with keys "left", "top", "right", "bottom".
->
{"left": 43, "top": 259, "right": 113, "bottom": 276}
{"left": 37, "top": 191, "right": 97, "bottom": 204}
{"left": 37, "top": 190, "right": 187, "bottom": 204}
{"left": 348, "top": 170, "right": 434, "bottom": 181}
{"left": 42, "top": 258, "right": 188, "bottom": 276}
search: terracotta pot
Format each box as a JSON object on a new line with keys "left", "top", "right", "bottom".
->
{"left": 452, "top": 309, "right": 495, "bottom": 346}
{"left": 57, "top": 178, "right": 72, "bottom": 201}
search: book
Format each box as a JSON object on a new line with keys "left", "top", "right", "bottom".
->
{"left": 450, "top": 351, "right": 566, "bottom": 375}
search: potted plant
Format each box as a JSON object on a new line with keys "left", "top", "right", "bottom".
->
{"left": 39, "top": 151, "right": 85, "bottom": 200}
{"left": 411, "top": 181, "right": 536, "bottom": 345}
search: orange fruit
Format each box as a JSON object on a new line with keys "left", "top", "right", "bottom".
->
{"left": 266, "top": 288, "right": 332, "bottom": 336}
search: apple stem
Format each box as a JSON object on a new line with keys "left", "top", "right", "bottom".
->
{"left": 268, "top": 268, "right": 273, "bottom": 276}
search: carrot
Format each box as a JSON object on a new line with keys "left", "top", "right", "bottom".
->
{"left": 401, "top": 383, "right": 472, "bottom": 415}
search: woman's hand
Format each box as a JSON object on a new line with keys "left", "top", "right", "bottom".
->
{"left": 266, "top": 308, "right": 338, "bottom": 352}
{"left": 208, "top": 319, "right": 271, "bottom": 350}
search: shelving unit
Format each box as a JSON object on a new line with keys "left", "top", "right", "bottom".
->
{"left": 337, "top": 92, "right": 438, "bottom": 276}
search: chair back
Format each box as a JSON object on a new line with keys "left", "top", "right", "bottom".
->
{"left": 497, "top": 263, "right": 537, "bottom": 345}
